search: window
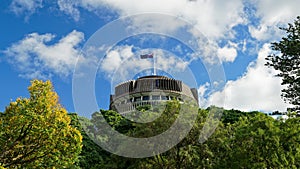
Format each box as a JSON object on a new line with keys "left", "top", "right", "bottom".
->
{"left": 161, "top": 96, "right": 169, "bottom": 100}
{"left": 155, "top": 79, "right": 160, "bottom": 88}
{"left": 152, "top": 95, "right": 160, "bottom": 100}
{"left": 143, "top": 96, "right": 150, "bottom": 100}
{"left": 134, "top": 97, "right": 141, "bottom": 102}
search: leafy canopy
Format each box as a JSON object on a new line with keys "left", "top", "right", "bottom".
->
{"left": 266, "top": 16, "right": 300, "bottom": 111}
{"left": 0, "top": 80, "right": 82, "bottom": 168}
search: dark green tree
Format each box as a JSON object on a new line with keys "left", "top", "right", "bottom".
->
{"left": 278, "top": 114, "right": 300, "bottom": 168}
{"left": 219, "top": 113, "right": 300, "bottom": 168}
{"left": 83, "top": 101, "right": 202, "bottom": 169}
{"left": 81, "top": 109, "right": 136, "bottom": 169}
{"left": 69, "top": 113, "right": 111, "bottom": 169}
{"left": 129, "top": 101, "right": 209, "bottom": 169}
{"left": 222, "top": 113, "right": 283, "bottom": 168}
{"left": 266, "top": 16, "right": 300, "bottom": 111}
{"left": 75, "top": 105, "right": 300, "bottom": 168}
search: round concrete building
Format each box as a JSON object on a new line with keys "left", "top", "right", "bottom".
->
{"left": 110, "top": 75, "right": 198, "bottom": 114}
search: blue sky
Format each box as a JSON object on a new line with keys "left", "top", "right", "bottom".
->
{"left": 0, "top": 0, "right": 299, "bottom": 116}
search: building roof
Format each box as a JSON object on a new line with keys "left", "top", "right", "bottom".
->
{"left": 137, "top": 75, "right": 173, "bottom": 80}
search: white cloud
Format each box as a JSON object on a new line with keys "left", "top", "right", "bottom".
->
{"left": 249, "top": 0, "right": 300, "bottom": 41}
{"left": 101, "top": 45, "right": 135, "bottom": 74}
{"left": 57, "top": 0, "right": 80, "bottom": 21}
{"left": 204, "top": 44, "right": 290, "bottom": 112}
{"left": 10, "top": 0, "right": 300, "bottom": 44}
{"left": 59, "top": 0, "right": 245, "bottom": 39}
{"left": 10, "top": 0, "right": 43, "bottom": 19}
{"left": 198, "top": 82, "right": 210, "bottom": 107}
{"left": 9, "top": 0, "right": 247, "bottom": 64}
{"left": 100, "top": 46, "right": 189, "bottom": 83}
{"left": 217, "top": 46, "right": 238, "bottom": 62}
{"left": 4, "top": 30, "right": 85, "bottom": 79}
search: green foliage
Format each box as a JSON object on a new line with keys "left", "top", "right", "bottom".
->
{"left": 221, "top": 114, "right": 281, "bottom": 168}
{"left": 266, "top": 16, "right": 300, "bottom": 111}
{"left": 0, "top": 80, "right": 82, "bottom": 168}
{"left": 221, "top": 108, "right": 259, "bottom": 125}
{"left": 100, "top": 109, "right": 134, "bottom": 134}
{"left": 279, "top": 116, "right": 300, "bottom": 168}
{"left": 129, "top": 100, "right": 182, "bottom": 138}
{"left": 68, "top": 113, "right": 110, "bottom": 169}
{"left": 3, "top": 84, "right": 296, "bottom": 169}
{"left": 219, "top": 113, "right": 300, "bottom": 168}
{"left": 131, "top": 101, "right": 199, "bottom": 169}
{"left": 77, "top": 106, "right": 300, "bottom": 168}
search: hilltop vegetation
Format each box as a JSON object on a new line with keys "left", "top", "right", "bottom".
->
{"left": 0, "top": 80, "right": 300, "bottom": 168}
{"left": 73, "top": 106, "right": 300, "bottom": 169}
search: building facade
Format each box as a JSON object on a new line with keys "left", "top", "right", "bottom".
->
{"left": 110, "top": 75, "right": 198, "bottom": 114}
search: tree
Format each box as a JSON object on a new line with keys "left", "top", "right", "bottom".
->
{"left": 220, "top": 113, "right": 300, "bottom": 168}
{"left": 279, "top": 115, "right": 300, "bottom": 168}
{"left": 127, "top": 101, "right": 205, "bottom": 169}
{"left": 221, "top": 108, "right": 259, "bottom": 125}
{"left": 76, "top": 105, "right": 300, "bottom": 168}
{"left": 266, "top": 16, "right": 300, "bottom": 111}
{"left": 83, "top": 101, "right": 201, "bottom": 169}
{"left": 0, "top": 80, "right": 82, "bottom": 168}
{"left": 221, "top": 114, "right": 283, "bottom": 168}
{"left": 69, "top": 113, "right": 111, "bottom": 169}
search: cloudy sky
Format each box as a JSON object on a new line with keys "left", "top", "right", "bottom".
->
{"left": 1, "top": 0, "right": 299, "bottom": 115}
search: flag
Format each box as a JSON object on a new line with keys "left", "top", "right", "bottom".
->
{"left": 140, "top": 53, "right": 153, "bottom": 59}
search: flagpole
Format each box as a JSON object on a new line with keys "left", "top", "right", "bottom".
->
{"left": 140, "top": 53, "right": 155, "bottom": 75}
{"left": 153, "top": 54, "right": 156, "bottom": 75}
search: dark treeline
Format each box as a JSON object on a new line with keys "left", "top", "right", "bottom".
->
{"left": 1, "top": 80, "right": 300, "bottom": 169}
{"left": 72, "top": 102, "right": 300, "bottom": 169}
